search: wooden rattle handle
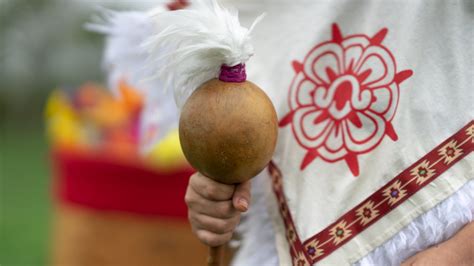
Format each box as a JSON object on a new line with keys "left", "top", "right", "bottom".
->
{"left": 207, "top": 245, "right": 224, "bottom": 266}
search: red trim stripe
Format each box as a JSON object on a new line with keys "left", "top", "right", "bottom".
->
{"left": 269, "top": 121, "right": 473, "bottom": 265}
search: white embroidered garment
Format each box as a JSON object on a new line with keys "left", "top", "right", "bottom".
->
{"left": 221, "top": 0, "right": 473, "bottom": 265}
{"left": 94, "top": 1, "right": 473, "bottom": 265}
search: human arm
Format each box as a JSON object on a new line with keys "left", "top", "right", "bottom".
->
{"left": 401, "top": 221, "right": 474, "bottom": 266}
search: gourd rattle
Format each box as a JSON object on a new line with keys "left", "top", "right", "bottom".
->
{"left": 145, "top": 1, "right": 277, "bottom": 265}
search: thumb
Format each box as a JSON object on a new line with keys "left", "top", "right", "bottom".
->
{"left": 233, "top": 180, "right": 251, "bottom": 212}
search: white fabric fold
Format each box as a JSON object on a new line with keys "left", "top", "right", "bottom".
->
{"left": 232, "top": 178, "right": 474, "bottom": 266}
{"left": 355, "top": 179, "right": 474, "bottom": 266}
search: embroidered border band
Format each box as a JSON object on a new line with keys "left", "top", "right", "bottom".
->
{"left": 269, "top": 121, "right": 473, "bottom": 265}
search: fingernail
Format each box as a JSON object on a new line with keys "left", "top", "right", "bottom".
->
{"left": 238, "top": 198, "right": 249, "bottom": 212}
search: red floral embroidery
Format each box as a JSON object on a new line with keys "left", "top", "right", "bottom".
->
{"left": 280, "top": 24, "right": 413, "bottom": 176}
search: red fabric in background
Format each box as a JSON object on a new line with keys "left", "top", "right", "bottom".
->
{"left": 52, "top": 149, "right": 194, "bottom": 219}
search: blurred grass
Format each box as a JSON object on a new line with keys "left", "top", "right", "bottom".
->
{"left": 1, "top": 116, "right": 51, "bottom": 266}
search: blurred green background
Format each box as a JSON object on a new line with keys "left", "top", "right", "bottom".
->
{"left": 0, "top": 0, "right": 160, "bottom": 264}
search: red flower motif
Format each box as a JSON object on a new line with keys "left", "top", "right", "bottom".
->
{"left": 280, "top": 24, "right": 413, "bottom": 176}
{"left": 363, "top": 208, "right": 372, "bottom": 217}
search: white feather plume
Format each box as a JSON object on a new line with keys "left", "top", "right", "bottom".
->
{"left": 143, "top": 0, "right": 264, "bottom": 108}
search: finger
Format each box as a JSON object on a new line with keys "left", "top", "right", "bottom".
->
{"left": 233, "top": 180, "right": 251, "bottom": 212}
{"left": 194, "top": 229, "right": 233, "bottom": 247}
{"left": 190, "top": 172, "right": 235, "bottom": 201}
{"left": 185, "top": 184, "right": 238, "bottom": 219}
{"left": 184, "top": 183, "right": 238, "bottom": 219}
{"left": 189, "top": 212, "right": 240, "bottom": 234}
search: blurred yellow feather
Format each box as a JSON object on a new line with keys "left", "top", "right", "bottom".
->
{"left": 45, "top": 90, "right": 85, "bottom": 146}
{"left": 147, "top": 129, "right": 188, "bottom": 171}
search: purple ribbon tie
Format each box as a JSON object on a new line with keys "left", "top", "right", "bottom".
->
{"left": 219, "top": 64, "right": 246, "bottom": 82}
